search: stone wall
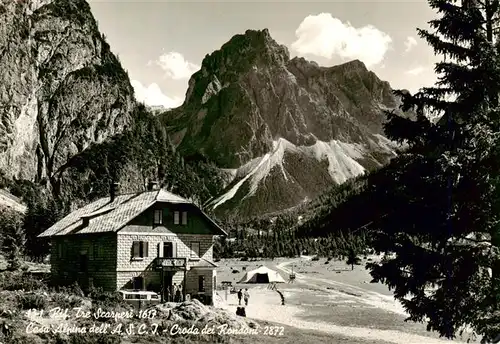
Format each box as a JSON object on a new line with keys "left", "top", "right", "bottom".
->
{"left": 185, "top": 269, "right": 216, "bottom": 304}
{"left": 49, "top": 202, "right": 221, "bottom": 298}
{"left": 116, "top": 230, "right": 214, "bottom": 292}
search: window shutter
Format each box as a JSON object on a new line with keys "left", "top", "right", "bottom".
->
{"left": 144, "top": 241, "right": 149, "bottom": 257}
{"left": 154, "top": 210, "right": 162, "bottom": 224}
{"left": 172, "top": 242, "right": 177, "bottom": 257}
{"left": 157, "top": 242, "right": 164, "bottom": 257}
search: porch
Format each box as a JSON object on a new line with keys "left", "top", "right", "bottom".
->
{"left": 152, "top": 257, "right": 216, "bottom": 305}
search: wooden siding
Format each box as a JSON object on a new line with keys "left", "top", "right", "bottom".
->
{"left": 50, "top": 233, "right": 117, "bottom": 291}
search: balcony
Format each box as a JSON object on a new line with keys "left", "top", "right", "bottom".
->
{"left": 154, "top": 257, "right": 187, "bottom": 271}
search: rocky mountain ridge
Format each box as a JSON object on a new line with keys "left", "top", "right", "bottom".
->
{"left": 162, "top": 29, "right": 404, "bottom": 218}
{"left": 0, "top": 0, "right": 135, "bottom": 190}
{"left": 0, "top": 2, "right": 405, "bottom": 220}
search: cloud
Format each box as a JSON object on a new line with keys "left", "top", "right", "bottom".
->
{"left": 155, "top": 52, "right": 200, "bottom": 80}
{"left": 131, "top": 80, "right": 183, "bottom": 109}
{"left": 404, "top": 36, "right": 418, "bottom": 53}
{"left": 291, "top": 13, "right": 392, "bottom": 67}
{"left": 405, "top": 66, "right": 425, "bottom": 76}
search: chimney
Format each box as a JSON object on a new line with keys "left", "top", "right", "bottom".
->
{"left": 110, "top": 182, "right": 120, "bottom": 202}
{"left": 147, "top": 181, "right": 159, "bottom": 191}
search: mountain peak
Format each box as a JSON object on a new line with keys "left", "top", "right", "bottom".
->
{"left": 184, "top": 28, "right": 290, "bottom": 104}
{"left": 336, "top": 59, "right": 368, "bottom": 71}
{"left": 199, "top": 28, "right": 289, "bottom": 73}
{"left": 165, "top": 29, "right": 404, "bottom": 218}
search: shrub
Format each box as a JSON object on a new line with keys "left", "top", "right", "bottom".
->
{"left": 311, "top": 256, "right": 320, "bottom": 261}
{"left": 240, "top": 257, "right": 248, "bottom": 261}
{"left": 0, "top": 271, "right": 47, "bottom": 291}
{"left": 2, "top": 332, "right": 35, "bottom": 344}
{"left": 88, "top": 287, "right": 128, "bottom": 316}
{"left": 51, "top": 292, "right": 83, "bottom": 309}
{"left": 16, "top": 292, "right": 47, "bottom": 310}
{"left": 55, "top": 282, "right": 85, "bottom": 297}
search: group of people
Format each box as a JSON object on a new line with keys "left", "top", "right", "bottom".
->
{"left": 237, "top": 288, "right": 250, "bottom": 306}
{"left": 162, "top": 283, "right": 183, "bottom": 302}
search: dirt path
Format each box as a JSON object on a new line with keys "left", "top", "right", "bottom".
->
{"left": 219, "top": 256, "right": 467, "bottom": 344}
{"left": 276, "top": 258, "right": 408, "bottom": 317}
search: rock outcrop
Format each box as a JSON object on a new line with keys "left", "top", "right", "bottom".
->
{"left": 162, "top": 29, "right": 403, "bottom": 218}
{"left": 0, "top": 0, "right": 135, "bottom": 188}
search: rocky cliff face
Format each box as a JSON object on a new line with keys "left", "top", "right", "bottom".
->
{"left": 0, "top": 0, "right": 135, "bottom": 188}
{"left": 163, "top": 29, "right": 403, "bottom": 218}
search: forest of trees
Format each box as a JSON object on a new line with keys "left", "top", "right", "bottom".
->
{"left": 213, "top": 212, "right": 371, "bottom": 263}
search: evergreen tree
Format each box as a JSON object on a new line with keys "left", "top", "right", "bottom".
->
{"left": 346, "top": 247, "right": 361, "bottom": 271}
{"left": 0, "top": 207, "right": 25, "bottom": 271}
{"left": 366, "top": 0, "right": 500, "bottom": 340}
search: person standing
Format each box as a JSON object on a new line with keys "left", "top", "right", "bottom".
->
{"left": 237, "top": 289, "right": 243, "bottom": 305}
{"left": 166, "top": 285, "right": 171, "bottom": 302}
{"left": 243, "top": 288, "right": 249, "bottom": 306}
{"left": 178, "top": 283, "right": 183, "bottom": 302}
{"left": 173, "top": 283, "right": 178, "bottom": 302}
{"left": 175, "top": 285, "right": 181, "bottom": 302}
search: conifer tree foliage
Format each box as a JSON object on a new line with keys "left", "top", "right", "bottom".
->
{"left": 60, "top": 104, "right": 224, "bottom": 208}
{"left": 346, "top": 246, "right": 361, "bottom": 270}
{"left": 0, "top": 207, "right": 25, "bottom": 271}
{"left": 366, "top": 0, "right": 500, "bottom": 341}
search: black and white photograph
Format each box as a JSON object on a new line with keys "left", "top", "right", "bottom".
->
{"left": 0, "top": 0, "right": 499, "bottom": 343}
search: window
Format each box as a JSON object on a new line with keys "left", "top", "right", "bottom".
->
{"left": 173, "top": 211, "right": 180, "bottom": 225}
{"left": 91, "top": 242, "right": 97, "bottom": 259}
{"left": 131, "top": 241, "right": 149, "bottom": 259}
{"left": 153, "top": 209, "right": 162, "bottom": 225}
{"left": 91, "top": 241, "right": 103, "bottom": 260}
{"left": 198, "top": 275, "right": 205, "bottom": 292}
{"left": 158, "top": 242, "right": 174, "bottom": 258}
{"left": 181, "top": 211, "right": 188, "bottom": 225}
{"left": 190, "top": 242, "right": 200, "bottom": 258}
{"left": 57, "top": 242, "right": 64, "bottom": 259}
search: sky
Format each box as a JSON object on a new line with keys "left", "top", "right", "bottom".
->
{"left": 87, "top": 0, "right": 440, "bottom": 109}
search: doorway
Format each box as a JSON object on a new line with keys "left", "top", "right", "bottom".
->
{"left": 255, "top": 273, "right": 269, "bottom": 283}
{"left": 163, "top": 242, "right": 173, "bottom": 257}
{"left": 163, "top": 272, "right": 173, "bottom": 301}
{"left": 80, "top": 253, "right": 88, "bottom": 273}
{"left": 79, "top": 253, "right": 89, "bottom": 290}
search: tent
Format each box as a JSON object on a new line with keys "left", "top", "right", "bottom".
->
{"left": 238, "top": 265, "right": 286, "bottom": 284}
